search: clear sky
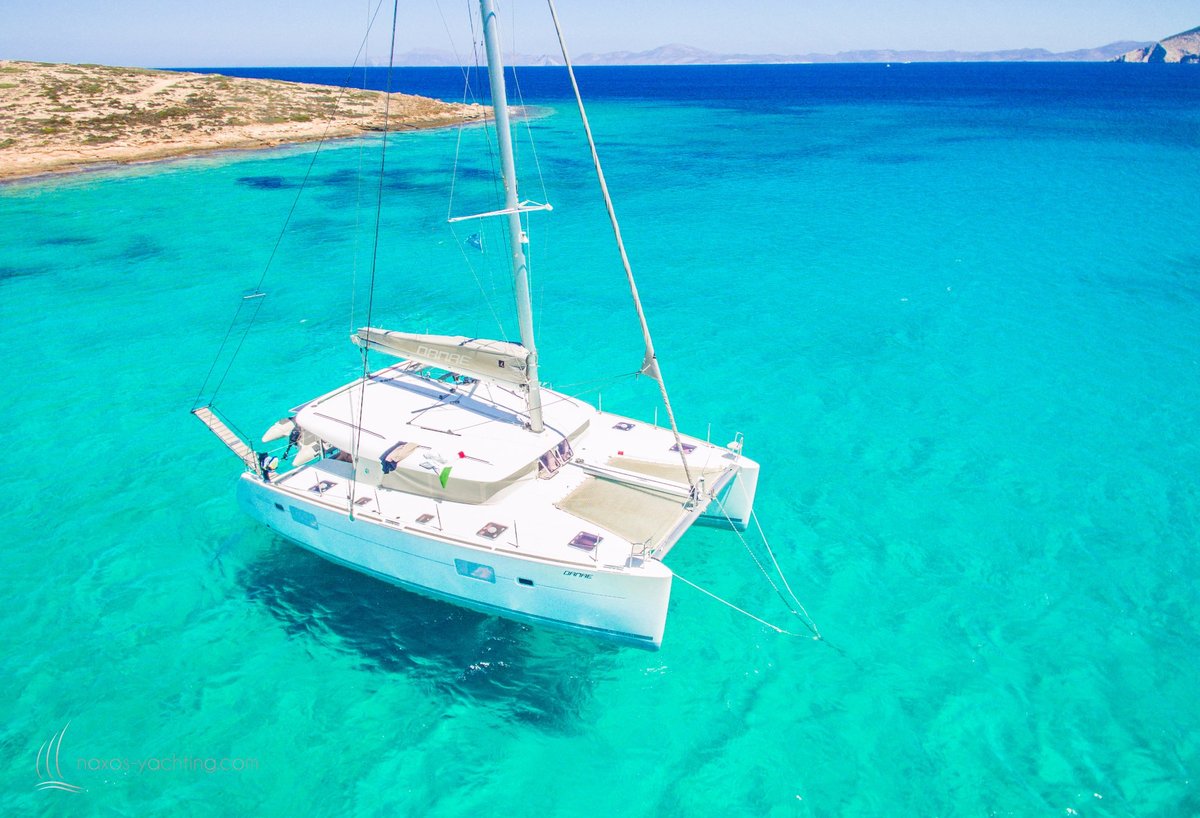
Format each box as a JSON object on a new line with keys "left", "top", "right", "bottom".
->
{"left": 1, "top": 0, "right": 1195, "bottom": 66}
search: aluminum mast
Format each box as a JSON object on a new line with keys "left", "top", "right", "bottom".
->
{"left": 479, "top": 0, "right": 544, "bottom": 433}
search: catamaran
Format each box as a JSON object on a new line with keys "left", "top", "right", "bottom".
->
{"left": 193, "top": 0, "right": 759, "bottom": 648}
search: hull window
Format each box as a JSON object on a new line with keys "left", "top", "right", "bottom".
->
{"left": 455, "top": 560, "right": 496, "bottom": 583}
{"left": 289, "top": 506, "right": 319, "bottom": 529}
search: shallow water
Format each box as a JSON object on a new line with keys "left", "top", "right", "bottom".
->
{"left": 2, "top": 64, "right": 1198, "bottom": 816}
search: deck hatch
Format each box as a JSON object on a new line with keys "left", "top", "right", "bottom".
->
{"left": 477, "top": 522, "right": 507, "bottom": 540}
{"left": 569, "top": 531, "right": 603, "bottom": 551}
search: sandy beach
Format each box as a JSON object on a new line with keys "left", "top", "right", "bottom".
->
{"left": 0, "top": 61, "right": 485, "bottom": 181}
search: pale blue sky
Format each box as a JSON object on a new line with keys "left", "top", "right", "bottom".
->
{"left": 0, "top": 0, "right": 1195, "bottom": 66}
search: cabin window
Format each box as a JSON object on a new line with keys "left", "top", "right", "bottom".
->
{"left": 518, "top": 577, "right": 534, "bottom": 587}
{"left": 537, "top": 438, "right": 574, "bottom": 479}
{"left": 455, "top": 560, "right": 495, "bottom": 583}
{"left": 289, "top": 507, "right": 319, "bottom": 529}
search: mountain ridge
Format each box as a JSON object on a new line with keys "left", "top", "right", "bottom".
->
{"left": 385, "top": 40, "right": 1151, "bottom": 66}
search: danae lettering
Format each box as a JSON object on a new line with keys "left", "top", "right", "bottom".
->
{"left": 416, "top": 345, "right": 472, "bottom": 366}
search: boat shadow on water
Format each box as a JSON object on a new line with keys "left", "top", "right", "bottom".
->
{"left": 237, "top": 536, "right": 615, "bottom": 729}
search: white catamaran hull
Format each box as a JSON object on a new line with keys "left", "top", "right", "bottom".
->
{"left": 237, "top": 474, "right": 676, "bottom": 648}
{"left": 698, "top": 459, "right": 759, "bottom": 532}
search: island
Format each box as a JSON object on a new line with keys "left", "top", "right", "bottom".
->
{"left": 1114, "top": 25, "right": 1200, "bottom": 63}
{"left": 0, "top": 61, "right": 486, "bottom": 181}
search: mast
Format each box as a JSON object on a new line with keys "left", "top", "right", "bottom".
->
{"left": 479, "top": 0, "right": 544, "bottom": 433}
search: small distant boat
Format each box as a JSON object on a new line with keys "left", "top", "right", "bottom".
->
{"left": 193, "top": 0, "right": 758, "bottom": 648}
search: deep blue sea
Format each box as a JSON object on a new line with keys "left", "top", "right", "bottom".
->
{"left": 3, "top": 64, "right": 1199, "bottom": 816}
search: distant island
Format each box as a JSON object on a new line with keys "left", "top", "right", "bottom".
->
{"left": 391, "top": 40, "right": 1152, "bottom": 66}
{"left": 0, "top": 61, "right": 484, "bottom": 181}
{"left": 4, "top": 28, "right": 1194, "bottom": 182}
{"left": 1114, "top": 25, "right": 1200, "bottom": 63}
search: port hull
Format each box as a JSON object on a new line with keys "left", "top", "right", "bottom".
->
{"left": 238, "top": 475, "right": 675, "bottom": 648}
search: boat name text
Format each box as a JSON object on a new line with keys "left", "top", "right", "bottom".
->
{"left": 416, "top": 345, "right": 473, "bottom": 367}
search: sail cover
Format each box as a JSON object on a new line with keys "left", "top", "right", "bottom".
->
{"left": 353, "top": 328, "right": 530, "bottom": 386}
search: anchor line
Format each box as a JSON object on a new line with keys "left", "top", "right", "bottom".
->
{"left": 705, "top": 493, "right": 830, "bottom": 645}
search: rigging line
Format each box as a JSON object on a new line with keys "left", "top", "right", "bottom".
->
{"left": 552, "top": 370, "right": 640, "bottom": 391}
{"left": 545, "top": 0, "right": 696, "bottom": 490}
{"left": 522, "top": 209, "right": 536, "bottom": 329}
{"left": 442, "top": 1, "right": 479, "bottom": 224}
{"left": 467, "top": 0, "right": 514, "bottom": 309}
{"left": 442, "top": 9, "right": 507, "bottom": 339}
{"left": 191, "top": 298, "right": 249, "bottom": 410}
{"left": 194, "top": 0, "right": 391, "bottom": 410}
{"left": 351, "top": 0, "right": 401, "bottom": 515}
{"left": 351, "top": 0, "right": 371, "bottom": 335}
{"left": 468, "top": 1, "right": 504, "bottom": 215}
{"left": 502, "top": 3, "right": 550, "bottom": 331}
{"left": 447, "top": 220, "right": 509, "bottom": 338}
{"left": 505, "top": 6, "right": 549, "bottom": 206}
{"left": 446, "top": 72, "right": 468, "bottom": 223}
{"left": 446, "top": 2, "right": 509, "bottom": 318}
{"left": 435, "top": 5, "right": 509, "bottom": 339}
{"left": 432, "top": 0, "right": 478, "bottom": 94}
{"left": 347, "top": 0, "right": 371, "bottom": 505}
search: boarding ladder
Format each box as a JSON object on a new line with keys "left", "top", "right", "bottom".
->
{"left": 192, "top": 407, "right": 260, "bottom": 474}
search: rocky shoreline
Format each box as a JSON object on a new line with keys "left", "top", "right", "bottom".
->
{"left": 1114, "top": 25, "right": 1200, "bottom": 63}
{"left": 0, "top": 61, "right": 486, "bottom": 181}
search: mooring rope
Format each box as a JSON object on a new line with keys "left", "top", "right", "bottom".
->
{"left": 751, "top": 507, "right": 821, "bottom": 629}
{"left": 671, "top": 488, "right": 844, "bottom": 652}
{"left": 712, "top": 493, "right": 823, "bottom": 640}
{"left": 671, "top": 570, "right": 811, "bottom": 638}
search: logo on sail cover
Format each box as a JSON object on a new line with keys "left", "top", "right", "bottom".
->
{"left": 35, "top": 722, "right": 83, "bottom": 793}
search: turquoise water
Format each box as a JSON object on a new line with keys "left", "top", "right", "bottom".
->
{"left": 3, "top": 65, "right": 1199, "bottom": 816}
